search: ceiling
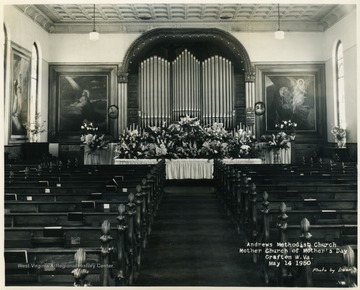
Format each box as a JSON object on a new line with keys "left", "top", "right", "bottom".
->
{"left": 15, "top": 3, "right": 355, "bottom": 34}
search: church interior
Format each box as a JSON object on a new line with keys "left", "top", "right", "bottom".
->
{"left": 2, "top": 2, "right": 359, "bottom": 288}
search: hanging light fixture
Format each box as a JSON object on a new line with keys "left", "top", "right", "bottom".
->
{"left": 274, "top": 4, "right": 285, "bottom": 40}
{"left": 89, "top": 4, "right": 99, "bottom": 41}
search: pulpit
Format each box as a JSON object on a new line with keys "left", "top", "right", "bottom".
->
{"left": 82, "top": 143, "right": 117, "bottom": 165}
{"left": 258, "top": 142, "right": 292, "bottom": 164}
{"left": 267, "top": 148, "right": 291, "bottom": 164}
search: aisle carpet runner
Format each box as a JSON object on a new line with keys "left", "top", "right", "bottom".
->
{"left": 135, "top": 184, "right": 263, "bottom": 286}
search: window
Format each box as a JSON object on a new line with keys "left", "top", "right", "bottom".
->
{"left": 335, "top": 41, "right": 346, "bottom": 128}
{"left": 30, "top": 43, "right": 39, "bottom": 121}
{"left": 3, "top": 24, "right": 8, "bottom": 96}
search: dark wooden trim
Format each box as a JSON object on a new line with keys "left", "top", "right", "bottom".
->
{"left": 255, "top": 63, "right": 326, "bottom": 144}
{"left": 48, "top": 64, "right": 118, "bottom": 143}
{"left": 120, "top": 28, "right": 254, "bottom": 75}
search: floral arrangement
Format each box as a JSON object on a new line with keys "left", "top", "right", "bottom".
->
{"left": 265, "top": 132, "right": 291, "bottom": 150}
{"left": 331, "top": 126, "right": 346, "bottom": 141}
{"left": 275, "top": 120, "right": 297, "bottom": 131}
{"left": 227, "top": 129, "right": 258, "bottom": 158}
{"left": 23, "top": 113, "right": 46, "bottom": 141}
{"left": 115, "top": 116, "right": 258, "bottom": 159}
{"left": 81, "top": 122, "right": 108, "bottom": 154}
{"left": 275, "top": 119, "right": 297, "bottom": 140}
{"left": 261, "top": 119, "right": 297, "bottom": 151}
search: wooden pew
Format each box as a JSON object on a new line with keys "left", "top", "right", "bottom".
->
{"left": 255, "top": 204, "right": 357, "bottom": 287}
{"left": 5, "top": 221, "right": 120, "bottom": 286}
{"left": 5, "top": 204, "right": 141, "bottom": 285}
{"left": 213, "top": 159, "right": 357, "bottom": 287}
{"left": 5, "top": 200, "right": 127, "bottom": 213}
{"left": 213, "top": 161, "right": 357, "bottom": 228}
{"left": 5, "top": 247, "right": 102, "bottom": 286}
{"left": 4, "top": 159, "right": 166, "bottom": 286}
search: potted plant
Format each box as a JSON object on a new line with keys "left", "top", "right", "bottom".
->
{"left": 331, "top": 126, "right": 347, "bottom": 148}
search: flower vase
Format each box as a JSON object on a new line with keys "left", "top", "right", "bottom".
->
{"left": 336, "top": 139, "right": 346, "bottom": 148}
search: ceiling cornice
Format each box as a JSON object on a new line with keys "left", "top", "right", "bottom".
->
{"left": 14, "top": 4, "right": 356, "bottom": 34}
{"left": 318, "top": 4, "right": 355, "bottom": 30}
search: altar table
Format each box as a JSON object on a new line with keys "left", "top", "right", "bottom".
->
{"left": 115, "top": 159, "right": 214, "bottom": 179}
{"left": 114, "top": 159, "right": 158, "bottom": 165}
{"left": 166, "top": 159, "right": 214, "bottom": 179}
{"left": 222, "top": 158, "right": 262, "bottom": 165}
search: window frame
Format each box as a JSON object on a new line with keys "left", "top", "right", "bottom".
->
{"left": 334, "top": 40, "right": 346, "bottom": 129}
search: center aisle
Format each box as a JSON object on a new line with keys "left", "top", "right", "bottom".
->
{"left": 135, "top": 183, "right": 264, "bottom": 286}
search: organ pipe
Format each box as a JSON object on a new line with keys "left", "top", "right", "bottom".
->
{"left": 211, "top": 57, "right": 215, "bottom": 124}
{"left": 202, "top": 61, "right": 207, "bottom": 125}
{"left": 167, "top": 62, "right": 170, "bottom": 123}
{"left": 171, "top": 49, "right": 201, "bottom": 121}
{"left": 201, "top": 56, "right": 234, "bottom": 128}
{"left": 139, "top": 56, "right": 171, "bottom": 127}
{"left": 139, "top": 51, "right": 234, "bottom": 128}
{"left": 139, "top": 63, "right": 143, "bottom": 127}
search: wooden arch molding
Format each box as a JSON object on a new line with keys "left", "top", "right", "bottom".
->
{"left": 120, "top": 28, "right": 254, "bottom": 78}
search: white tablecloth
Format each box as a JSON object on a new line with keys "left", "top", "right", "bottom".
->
{"left": 166, "top": 159, "right": 214, "bottom": 179}
{"left": 114, "top": 159, "right": 159, "bottom": 165}
{"left": 114, "top": 158, "right": 269, "bottom": 179}
{"left": 222, "top": 158, "right": 262, "bottom": 164}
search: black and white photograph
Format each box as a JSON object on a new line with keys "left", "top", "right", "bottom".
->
{"left": 2, "top": 1, "right": 358, "bottom": 289}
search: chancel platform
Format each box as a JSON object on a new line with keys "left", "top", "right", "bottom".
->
{"left": 114, "top": 158, "right": 262, "bottom": 179}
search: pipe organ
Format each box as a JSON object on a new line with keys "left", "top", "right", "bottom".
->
{"left": 139, "top": 50, "right": 234, "bottom": 128}
{"left": 139, "top": 56, "right": 171, "bottom": 127}
{"left": 202, "top": 56, "right": 234, "bottom": 128}
{"left": 172, "top": 50, "right": 201, "bottom": 122}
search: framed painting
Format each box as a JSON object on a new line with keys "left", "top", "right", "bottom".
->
{"left": 255, "top": 64, "right": 326, "bottom": 142}
{"left": 49, "top": 64, "right": 118, "bottom": 143}
{"left": 9, "top": 42, "right": 31, "bottom": 143}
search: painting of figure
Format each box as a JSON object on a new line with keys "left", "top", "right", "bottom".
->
{"left": 265, "top": 74, "right": 316, "bottom": 131}
{"left": 58, "top": 75, "right": 108, "bottom": 132}
{"left": 11, "top": 44, "right": 31, "bottom": 139}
